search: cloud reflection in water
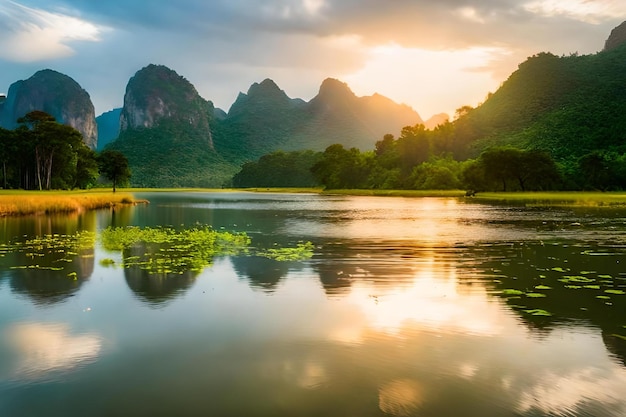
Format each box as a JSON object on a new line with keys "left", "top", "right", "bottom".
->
{"left": 5, "top": 322, "right": 102, "bottom": 381}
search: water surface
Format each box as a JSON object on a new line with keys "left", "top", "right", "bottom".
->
{"left": 1, "top": 192, "right": 626, "bottom": 416}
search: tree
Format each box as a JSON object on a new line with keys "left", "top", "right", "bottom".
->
{"left": 16, "top": 111, "right": 88, "bottom": 190}
{"left": 75, "top": 147, "right": 99, "bottom": 189}
{"left": 98, "top": 150, "right": 131, "bottom": 192}
{"left": 0, "top": 127, "right": 17, "bottom": 189}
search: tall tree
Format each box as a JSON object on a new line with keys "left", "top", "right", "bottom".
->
{"left": 98, "top": 150, "right": 131, "bottom": 192}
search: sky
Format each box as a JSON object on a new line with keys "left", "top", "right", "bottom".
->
{"left": 0, "top": 0, "right": 625, "bottom": 119}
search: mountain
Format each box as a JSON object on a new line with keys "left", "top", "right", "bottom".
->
{"left": 604, "top": 21, "right": 626, "bottom": 51}
{"left": 96, "top": 108, "right": 121, "bottom": 150}
{"left": 452, "top": 42, "right": 626, "bottom": 164}
{"left": 424, "top": 113, "right": 449, "bottom": 129}
{"left": 107, "top": 65, "right": 231, "bottom": 187}
{"left": 296, "top": 78, "right": 423, "bottom": 150}
{"left": 212, "top": 77, "right": 423, "bottom": 164}
{"left": 0, "top": 69, "right": 97, "bottom": 149}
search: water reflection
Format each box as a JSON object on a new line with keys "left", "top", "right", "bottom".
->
{"left": 230, "top": 256, "right": 289, "bottom": 292}
{"left": 124, "top": 267, "right": 197, "bottom": 307}
{"left": 1, "top": 193, "right": 626, "bottom": 416}
{"left": 379, "top": 379, "right": 425, "bottom": 416}
{"left": 3, "top": 322, "right": 102, "bottom": 382}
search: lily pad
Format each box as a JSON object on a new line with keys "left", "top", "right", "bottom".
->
{"left": 526, "top": 292, "right": 547, "bottom": 298}
{"left": 534, "top": 285, "right": 552, "bottom": 290}
{"left": 502, "top": 289, "right": 524, "bottom": 296}
{"left": 524, "top": 309, "right": 552, "bottom": 316}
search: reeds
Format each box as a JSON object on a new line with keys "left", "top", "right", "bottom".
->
{"left": 0, "top": 191, "right": 136, "bottom": 217}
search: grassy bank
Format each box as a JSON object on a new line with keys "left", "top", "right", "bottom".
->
{"left": 472, "top": 191, "right": 626, "bottom": 207}
{"left": 241, "top": 188, "right": 626, "bottom": 206}
{"left": 0, "top": 189, "right": 139, "bottom": 217}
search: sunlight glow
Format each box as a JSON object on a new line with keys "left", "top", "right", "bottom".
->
{"left": 0, "top": 1, "right": 106, "bottom": 62}
{"left": 523, "top": 0, "right": 626, "bottom": 23}
{"left": 342, "top": 43, "right": 510, "bottom": 117}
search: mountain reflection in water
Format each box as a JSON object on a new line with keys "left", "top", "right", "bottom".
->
{"left": 0, "top": 193, "right": 625, "bottom": 416}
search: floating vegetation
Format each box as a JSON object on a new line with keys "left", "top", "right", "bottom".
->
{"left": 605, "top": 289, "right": 626, "bottom": 295}
{"left": 559, "top": 276, "right": 595, "bottom": 283}
{"left": 99, "top": 258, "right": 116, "bottom": 266}
{"left": 3, "top": 231, "right": 95, "bottom": 272}
{"left": 502, "top": 289, "right": 524, "bottom": 296}
{"left": 524, "top": 309, "right": 552, "bottom": 316}
{"left": 100, "top": 225, "right": 252, "bottom": 275}
{"left": 534, "top": 285, "right": 552, "bottom": 290}
{"left": 551, "top": 267, "right": 568, "bottom": 272}
{"left": 257, "top": 242, "right": 315, "bottom": 261}
{"left": 612, "top": 334, "right": 626, "bottom": 341}
{"left": 525, "top": 292, "right": 547, "bottom": 298}
{"left": 100, "top": 225, "right": 315, "bottom": 275}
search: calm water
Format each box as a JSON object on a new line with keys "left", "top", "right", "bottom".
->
{"left": 1, "top": 192, "right": 626, "bottom": 417}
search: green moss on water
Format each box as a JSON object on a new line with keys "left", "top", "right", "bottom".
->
{"left": 100, "top": 225, "right": 315, "bottom": 275}
{"left": 525, "top": 292, "right": 547, "bottom": 298}
{"left": 257, "top": 242, "right": 315, "bottom": 261}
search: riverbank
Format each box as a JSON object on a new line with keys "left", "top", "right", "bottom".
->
{"left": 242, "top": 188, "right": 626, "bottom": 206}
{"left": 0, "top": 190, "right": 140, "bottom": 217}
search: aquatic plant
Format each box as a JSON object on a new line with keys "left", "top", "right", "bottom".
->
{"left": 100, "top": 225, "right": 315, "bottom": 275}
{"left": 100, "top": 226, "right": 251, "bottom": 274}
{"left": 257, "top": 242, "right": 315, "bottom": 261}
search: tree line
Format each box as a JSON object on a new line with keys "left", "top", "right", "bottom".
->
{"left": 232, "top": 121, "right": 626, "bottom": 192}
{"left": 0, "top": 111, "right": 131, "bottom": 191}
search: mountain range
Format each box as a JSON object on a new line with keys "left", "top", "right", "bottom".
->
{"left": 0, "top": 63, "right": 430, "bottom": 187}
{"left": 1, "top": 22, "right": 626, "bottom": 188}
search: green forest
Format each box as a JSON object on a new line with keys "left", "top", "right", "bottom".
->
{"left": 232, "top": 44, "right": 626, "bottom": 192}
{"left": 0, "top": 111, "right": 129, "bottom": 190}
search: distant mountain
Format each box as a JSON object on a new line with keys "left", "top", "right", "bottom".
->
{"left": 0, "top": 69, "right": 97, "bottom": 149}
{"left": 295, "top": 78, "right": 423, "bottom": 151}
{"left": 107, "top": 65, "right": 230, "bottom": 187}
{"left": 424, "top": 113, "right": 449, "bottom": 130}
{"left": 96, "top": 108, "right": 121, "bottom": 150}
{"left": 212, "top": 77, "right": 423, "bottom": 164}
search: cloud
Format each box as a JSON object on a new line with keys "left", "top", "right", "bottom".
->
{"left": 1, "top": 0, "right": 624, "bottom": 115}
{"left": 0, "top": 1, "right": 106, "bottom": 62}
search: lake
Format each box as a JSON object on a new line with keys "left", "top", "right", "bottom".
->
{"left": 1, "top": 192, "right": 626, "bottom": 416}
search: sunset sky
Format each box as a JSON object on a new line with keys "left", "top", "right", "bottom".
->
{"left": 1, "top": 0, "right": 625, "bottom": 119}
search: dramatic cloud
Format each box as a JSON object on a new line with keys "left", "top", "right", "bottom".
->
{"left": 0, "top": 0, "right": 623, "bottom": 117}
{"left": 0, "top": 1, "right": 106, "bottom": 62}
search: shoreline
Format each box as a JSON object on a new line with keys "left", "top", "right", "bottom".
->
{"left": 0, "top": 190, "right": 143, "bottom": 217}
{"left": 3, "top": 188, "right": 626, "bottom": 217}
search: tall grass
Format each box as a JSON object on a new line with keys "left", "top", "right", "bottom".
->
{"left": 0, "top": 190, "right": 137, "bottom": 217}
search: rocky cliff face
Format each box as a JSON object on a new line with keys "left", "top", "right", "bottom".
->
{"left": 0, "top": 69, "right": 98, "bottom": 149}
{"left": 119, "top": 64, "right": 213, "bottom": 148}
{"left": 605, "top": 21, "right": 626, "bottom": 51}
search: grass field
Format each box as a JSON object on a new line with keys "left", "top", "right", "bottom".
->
{"left": 0, "top": 189, "right": 138, "bottom": 217}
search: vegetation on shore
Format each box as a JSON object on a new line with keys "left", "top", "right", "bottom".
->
{"left": 0, "top": 190, "right": 137, "bottom": 217}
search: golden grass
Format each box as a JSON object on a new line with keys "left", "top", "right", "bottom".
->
{"left": 473, "top": 191, "right": 626, "bottom": 207}
{"left": 0, "top": 190, "right": 138, "bottom": 217}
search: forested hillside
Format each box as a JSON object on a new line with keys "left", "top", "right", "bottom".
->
{"left": 235, "top": 42, "right": 626, "bottom": 192}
